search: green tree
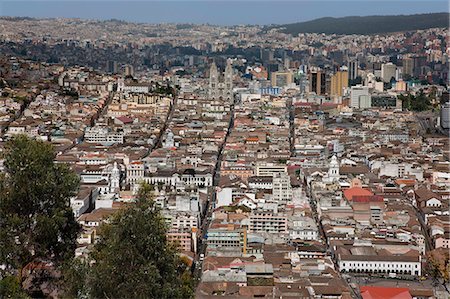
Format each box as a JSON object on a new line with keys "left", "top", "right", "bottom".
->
{"left": 398, "top": 91, "right": 432, "bottom": 112}
{"left": 61, "top": 258, "right": 90, "bottom": 299}
{"left": 0, "top": 135, "right": 80, "bottom": 295}
{"left": 86, "top": 184, "right": 193, "bottom": 299}
{"left": 0, "top": 276, "right": 30, "bottom": 299}
{"left": 427, "top": 249, "right": 450, "bottom": 284}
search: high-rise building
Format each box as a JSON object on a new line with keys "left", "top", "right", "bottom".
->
{"left": 272, "top": 173, "right": 292, "bottom": 202}
{"left": 402, "top": 57, "right": 414, "bottom": 77}
{"left": 309, "top": 69, "right": 326, "bottom": 95}
{"left": 260, "top": 49, "right": 274, "bottom": 64}
{"left": 124, "top": 64, "right": 134, "bottom": 77}
{"left": 208, "top": 59, "right": 233, "bottom": 102}
{"left": 381, "top": 62, "right": 397, "bottom": 83}
{"left": 331, "top": 70, "right": 349, "bottom": 97}
{"left": 350, "top": 85, "right": 370, "bottom": 108}
{"left": 348, "top": 59, "right": 359, "bottom": 80}
{"left": 106, "top": 60, "right": 118, "bottom": 74}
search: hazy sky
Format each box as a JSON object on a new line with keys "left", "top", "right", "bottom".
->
{"left": 0, "top": 1, "right": 448, "bottom": 25}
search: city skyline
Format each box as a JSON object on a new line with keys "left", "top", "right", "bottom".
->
{"left": 0, "top": 0, "right": 448, "bottom": 25}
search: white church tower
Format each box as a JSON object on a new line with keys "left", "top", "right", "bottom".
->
{"left": 110, "top": 162, "right": 120, "bottom": 193}
{"left": 328, "top": 155, "right": 340, "bottom": 181}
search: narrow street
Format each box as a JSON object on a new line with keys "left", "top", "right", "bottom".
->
{"left": 414, "top": 207, "right": 434, "bottom": 252}
{"left": 192, "top": 97, "right": 236, "bottom": 282}
{"left": 142, "top": 94, "right": 177, "bottom": 158}
{"left": 289, "top": 102, "right": 360, "bottom": 298}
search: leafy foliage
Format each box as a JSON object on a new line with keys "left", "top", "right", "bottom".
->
{"left": 0, "top": 135, "right": 80, "bottom": 295}
{"left": 65, "top": 184, "right": 194, "bottom": 299}
{"left": 278, "top": 13, "right": 449, "bottom": 35}
{"left": 0, "top": 135, "right": 80, "bottom": 269}
{"left": 398, "top": 91, "right": 432, "bottom": 111}
{"left": 0, "top": 275, "right": 30, "bottom": 299}
{"left": 426, "top": 249, "right": 450, "bottom": 283}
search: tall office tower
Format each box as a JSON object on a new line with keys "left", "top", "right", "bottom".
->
{"left": 309, "top": 69, "right": 326, "bottom": 95}
{"left": 325, "top": 76, "right": 332, "bottom": 96}
{"left": 272, "top": 173, "right": 292, "bottom": 202}
{"left": 331, "top": 70, "right": 349, "bottom": 97}
{"left": 208, "top": 59, "right": 233, "bottom": 102}
{"left": 350, "top": 85, "right": 370, "bottom": 108}
{"left": 106, "top": 60, "right": 118, "bottom": 74}
{"left": 402, "top": 57, "right": 414, "bottom": 77}
{"left": 381, "top": 62, "right": 397, "bottom": 83}
{"left": 284, "top": 57, "right": 291, "bottom": 70}
{"left": 260, "top": 49, "right": 274, "bottom": 64}
{"left": 348, "top": 59, "right": 359, "bottom": 80}
{"left": 124, "top": 64, "right": 134, "bottom": 77}
{"left": 413, "top": 56, "right": 427, "bottom": 77}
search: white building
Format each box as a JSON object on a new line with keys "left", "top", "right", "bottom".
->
{"left": 256, "top": 163, "right": 287, "bottom": 177}
{"left": 338, "top": 251, "right": 421, "bottom": 276}
{"left": 249, "top": 212, "right": 288, "bottom": 234}
{"left": 248, "top": 176, "right": 273, "bottom": 190}
{"left": 117, "top": 78, "right": 151, "bottom": 93}
{"left": 216, "top": 187, "right": 233, "bottom": 207}
{"left": 381, "top": 62, "right": 397, "bottom": 83}
{"left": 350, "top": 85, "right": 370, "bottom": 108}
{"left": 272, "top": 173, "right": 292, "bottom": 202}
{"left": 84, "top": 127, "right": 124, "bottom": 144}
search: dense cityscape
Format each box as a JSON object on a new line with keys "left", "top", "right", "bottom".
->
{"left": 0, "top": 11, "right": 449, "bottom": 299}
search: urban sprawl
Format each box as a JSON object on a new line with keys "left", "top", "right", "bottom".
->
{"left": 0, "top": 17, "right": 449, "bottom": 298}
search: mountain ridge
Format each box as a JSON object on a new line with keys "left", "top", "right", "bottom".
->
{"left": 277, "top": 13, "right": 449, "bottom": 35}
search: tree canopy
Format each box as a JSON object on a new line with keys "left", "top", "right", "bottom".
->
{"left": 65, "top": 184, "right": 194, "bottom": 299}
{"left": 398, "top": 91, "right": 433, "bottom": 111}
{"left": 0, "top": 135, "right": 80, "bottom": 297}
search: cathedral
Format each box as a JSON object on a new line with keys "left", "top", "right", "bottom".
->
{"left": 208, "top": 59, "right": 233, "bottom": 102}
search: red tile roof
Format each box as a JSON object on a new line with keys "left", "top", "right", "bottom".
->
{"left": 116, "top": 116, "right": 133, "bottom": 124}
{"left": 360, "top": 286, "right": 412, "bottom": 299}
{"left": 352, "top": 195, "right": 384, "bottom": 203}
{"left": 343, "top": 187, "right": 374, "bottom": 201}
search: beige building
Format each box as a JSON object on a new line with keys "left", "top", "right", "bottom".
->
{"left": 331, "top": 71, "right": 349, "bottom": 97}
{"left": 271, "top": 71, "right": 294, "bottom": 87}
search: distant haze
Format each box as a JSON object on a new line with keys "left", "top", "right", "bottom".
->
{"left": 0, "top": 0, "right": 448, "bottom": 25}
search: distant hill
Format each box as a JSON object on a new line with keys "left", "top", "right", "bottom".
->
{"left": 278, "top": 13, "right": 449, "bottom": 35}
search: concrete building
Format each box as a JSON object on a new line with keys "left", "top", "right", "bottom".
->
{"left": 249, "top": 212, "right": 288, "bottom": 234}
{"left": 348, "top": 59, "right": 359, "bottom": 80}
{"left": 272, "top": 173, "right": 292, "bottom": 202}
{"left": 330, "top": 70, "right": 348, "bottom": 97}
{"left": 440, "top": 102, "right": 450, "bottom": 129}
{"left": 402, "top": 57, "right": 414, "bottom": 77}
{"left": 309, "top": 69, "right": 327, "bottom": 95}
{"left": 381, "top": 63, "right": 397, "bottom": 83}
{"left": 207, "top": 226, "right": 247, "bottom": 254}
{"left": 84, "top": 127, "right": 124, "bottom": 144}
{"left": 350, "top": 85, "right": 370, "bottom": 108}
{"left": 256, "top": 163, "right": 287, "bottom": 177}
{"left": 270, "top": 71, "right": 294, "bottom": 88}
{"left": 338, "top": 249, "right": 421, "bottom": 276}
